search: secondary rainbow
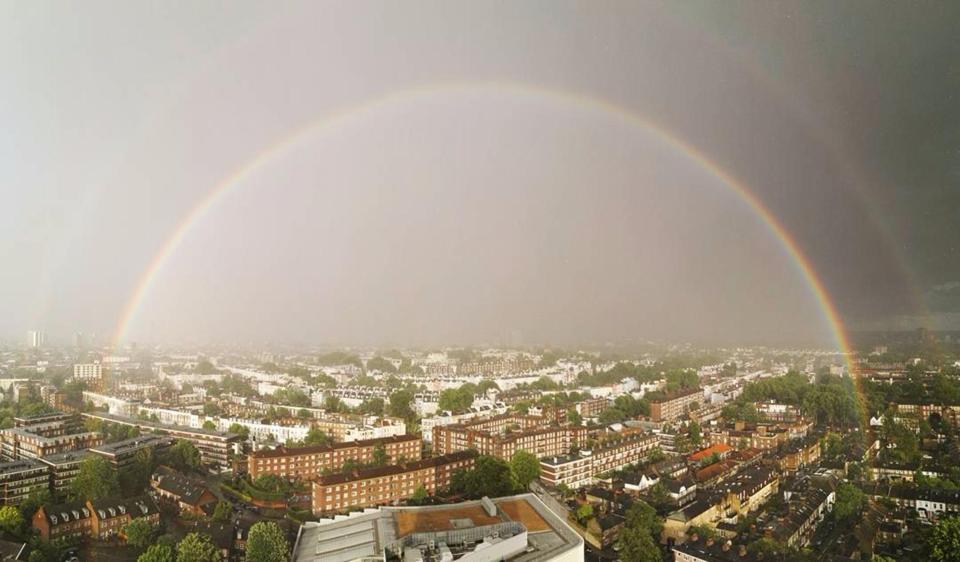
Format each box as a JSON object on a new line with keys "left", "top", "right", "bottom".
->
{"left": 112, "top": 80, "right": 859, "bottom": 377}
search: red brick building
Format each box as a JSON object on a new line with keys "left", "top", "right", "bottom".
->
{"left": 311, "top": 451, "right": 476, "bottom": 514}
{"left": 247, "top": 434, "right": 421, "bottom": 479}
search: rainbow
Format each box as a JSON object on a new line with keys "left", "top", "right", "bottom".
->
{"left": 111, "top": 80, "right": 859, "bottom": 378}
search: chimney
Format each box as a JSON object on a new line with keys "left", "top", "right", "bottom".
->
{"left": 706, "top": 537, "right": 715, "bottom": 547}
{"left": 722, "top": 540, "right": 731, "bottom": 552}
{"left": 690, "top": 533, "right": 699, "bottom": 543}
{"left": 738, "top": 545, "right": 747, "bottom": 557}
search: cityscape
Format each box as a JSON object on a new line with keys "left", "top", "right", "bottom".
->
{"left": 3, "top": 3, "right": 959, "bottom": 562}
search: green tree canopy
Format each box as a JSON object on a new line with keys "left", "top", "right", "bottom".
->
{"left": 176, "top": 533, "right": 221, "bottom": 562}
{"left": 246, "top": 521, "right": 290, "bottom": 562}
{"left": 510, "top": 450, "right": 541, "bottom": 489}
{"left": 388, "top": 390, "right": 415, "bottom": 420}
{"left": 0, "top": 506, "right": 23, "bottom": 535}
{"left": 451, "top": 456, "right": 518, "bottom": 498}
{"left": 930, "top": 516, "right": 960, "bottom": 562}
{"left": 71, "top": 456, "right": 120, "bottom": 501}
{"left": 228, "top": 423, "right": 250, "bottom": 441}
{"left": 137, "top": 544, "right": 175, "bottom": 562}
{"left": 124, "top": 517, "right": 158, "bottom": 548}
{"left": 833, "top": 482, "right": 866, "bottom": 522}
{"left": 212, "top": 501, "right": 232, "bottom": 522}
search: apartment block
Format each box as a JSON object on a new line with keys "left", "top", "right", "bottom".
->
{"left": 540, "top": 432, "right": 660, "bottom": 489}
{"left": 433, "top": 423, "right": 586, "bottom": 461}
{"left": 311, "top": 450, "right": 477, "bottom": 514}
{"left": 575, "top": 397, "right": 609, "bottom": 418}
{"left": 0, "top": 417, "right": 102, "bottom": 462}
{"left": 649, "top": 387, "right": 702, "bottom": 422}
{"left": 247, "top": 434, "right": 422, "bottom": 479}
{"left": 90, "top": 435, "right": 175, "bottom": 469}
{"left": 0, "top": 460, "right": 49, "bottom": 506}
{"left": 81, "top": 413, "right": 241, "bottom": 471}
{"left": 37, "top": 451, "right": 94, "bottom": 496}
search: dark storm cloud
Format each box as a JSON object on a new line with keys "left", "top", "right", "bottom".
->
{"left": 0, "top": 1, "right": 956, "bottom": 346}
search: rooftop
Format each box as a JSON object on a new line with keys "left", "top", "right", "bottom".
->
{"left": 292, "top": 493, "right": 582, "bottom": 562}
{"left": 249, "top": 433, "right": 420, "bottom": 459}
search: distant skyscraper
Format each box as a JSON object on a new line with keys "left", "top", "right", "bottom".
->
{"left": 74, "top": 332, "right": 87, "bottom": 348}
{"left": 27, "top": 330, "right": 46, "bottom": 348}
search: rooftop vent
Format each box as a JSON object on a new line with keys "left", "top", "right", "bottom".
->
{"left": 480, "top": 496, "right": 497, "bottom": 517}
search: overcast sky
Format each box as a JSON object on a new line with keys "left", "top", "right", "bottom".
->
{"left": 1, "top": 2, "right": 958, "bottom": 348}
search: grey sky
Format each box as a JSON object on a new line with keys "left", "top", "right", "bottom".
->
{"left": 2, "top": 2, "right": 957, "bottom": 347}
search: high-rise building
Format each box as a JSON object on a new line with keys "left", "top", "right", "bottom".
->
{"left": 27, "top": 331, "right": 46, "bottom": 349}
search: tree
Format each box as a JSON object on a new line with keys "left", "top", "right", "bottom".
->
{"left": 688, "top": 421, "right": 702, "bottom": 446}
{"left": 165, "top": 440, "right": 201, "bottom": 472}
{"left": 930, "top": 517, "right": 960, "bottom": 562}
{"left": 410, "top": 484, "right": 429, "bottom": 505}
{"left": 302, "top": 427, "right": 333, "bottom": 446}
{"left": 212, "top": 501, "right": 232, "bottom": 522}
{"left": 202, "top": 420, "right": 216, "bottom": 430}
{"left": 228, "top": 423, "right": 250, "bottom": 441}
{"left": 124, "top": 517, "right": 157, "bottom": 548}
{"left": 71, "top": 456, "right": 120, "bottom": 500}
{"left": 323, "top": 395, "right": 342, "bottom": 413}
{"left": 510, "top": 450, "right": 541, "bottom": 489}
{"left": 566, "top": 409, "right": 582, "bottom": 426}
{"left": 625, "top": 501, "right": 663, "bottom": 540}
{"left": 833, "top": 482, "right": 866, "bottom": 522}
{"left": 245, "top": 521, "right": 290, "bottom": 562}
{"left": 618, "top": 500, "right": 663, "bottom": 562}
{"left": 388, "top": 390, "right": 415, "bottom": 420}
{"left": 477, "top": 380, "right": 499, "bottom": 394}
{"left": 575, "top": 503, "right": 594, "bottom": 525}
{"left": 365, "top": 356, "right": 397, "bottom": 374}
{"left": 0, "top": 506, "right": 22, "bottom": 534}
{"left": 358, "top": 397, "right": 385, "bottom": 416}
{"left": 450, "top": 456, "right": 517, "bottom": 498}
{"left": 176, "top": 533, "right": 221, "bottom": 562}
{"left": 618, "top": 526, "right": 661, "bottom": 562}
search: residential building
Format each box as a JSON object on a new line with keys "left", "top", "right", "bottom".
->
{"left": 81, "top": 412, "right": 241, "bottom": 471}
{"left": 89, "top": 496, "right": 160, "bottom": 541}
{"left": 649, "top": 388, "right": 702, "bottom": 422}
{"left": 539, "top": 433, "right": 659, "bottom": 489}
{"left": 0, "top": 415, "right": 102, "bottom": 461}
{"left": 779, "top": 437, "right": 822, "bottom": 472}
{"left": 150, "top": 466, "right": 218, "bottom": 516}
{"left": 73, "top": 363, "right": 103, "bottom": 389}
{"left": 32, "top": 501, "right": 92, "bottom": 542}
{"left": 0, "top": 460, "right": 50, "bottom": 506}
{"left": 37, "top": 451, "right": 93, "bottom": 495}
{"left": 576, "top": 397, "right": 609, "bottom": 418}
{"left": 248, "top": 434, "right": 422, "bottom": 479}
{"left": 90, "top": 435, "right": 175, "bottom": 469}
{"left": 311, "top": 451, "right": 476, "bottom": 514}
{"left": 434, "top": 421, "right": 586, "bottom": 461}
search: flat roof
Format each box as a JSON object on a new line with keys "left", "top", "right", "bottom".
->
{"left": 250, "top": 433, "right": 420, "bottom": 459}
{"left": 293, "top": 493, "right": 582, "bottom": 562}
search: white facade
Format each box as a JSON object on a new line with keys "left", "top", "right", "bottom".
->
{"left": 82, "top": 391, "right": 137, "bottom": 416}
{"left": 73, "top": 363, "right": 102, "bottom": 381}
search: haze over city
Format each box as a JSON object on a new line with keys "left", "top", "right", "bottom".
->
{"left": 3, "top": 2, "right": 959, "bottom": 348}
